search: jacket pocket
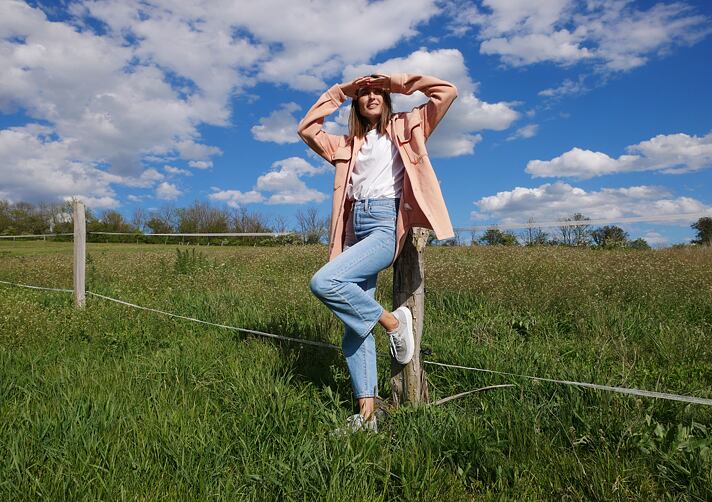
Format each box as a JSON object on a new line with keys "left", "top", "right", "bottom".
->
{"left": 395, "top": 113, "right": 422, "bottom": 145}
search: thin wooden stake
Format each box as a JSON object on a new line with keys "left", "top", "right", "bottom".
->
{"left": 73, "top": 200, "right": 86, "bottom": 308}
{"left": 390, "top": 227, "right": 429, "bottom": 407}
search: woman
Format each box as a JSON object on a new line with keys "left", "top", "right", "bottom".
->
{"left": 298, "top": 73, "right": 457, "bottom": 432}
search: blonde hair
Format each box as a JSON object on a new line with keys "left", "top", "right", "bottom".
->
{"left": 347, "top": 89, "right": 393, "bottom": 141}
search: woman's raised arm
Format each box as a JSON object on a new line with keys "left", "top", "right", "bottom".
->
{"left": 297, "top": 76, "right": 370, "bottom": 163}
{"left": 388, "top": 73, "right": 458, "bottom": 139}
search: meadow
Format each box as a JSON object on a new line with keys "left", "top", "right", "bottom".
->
{"left": 1, "top": 241, "right": 711, "bottom": 500}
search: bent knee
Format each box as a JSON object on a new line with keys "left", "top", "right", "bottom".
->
{"left": 309, "top": 271, "right": 332, "bottom": 298}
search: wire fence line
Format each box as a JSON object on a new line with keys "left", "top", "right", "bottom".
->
{"left": 2, "top": 278, "right": 711, "bottom": 407}
{"left": 0, "top": 233, "right": 74, "bottom": 240}
{"left": 89, "top": 231, "right": 295, "bottom": 237}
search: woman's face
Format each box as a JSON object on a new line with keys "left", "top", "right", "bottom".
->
{"left": 357, "top": 87, "right": 386, "bottom": 124}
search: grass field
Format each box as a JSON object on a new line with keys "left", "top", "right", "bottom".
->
{"left": 1, "top": 241, "right": 711, "bottom": 500}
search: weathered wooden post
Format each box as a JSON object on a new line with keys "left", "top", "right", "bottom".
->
{"left": 391, "top": 227, "right": 429, "bottom": 406}
{"left": 72, "top": 199, "right": 86, "bottom": 308}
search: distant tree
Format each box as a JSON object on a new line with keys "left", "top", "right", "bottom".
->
{"left": 231, "top": 207, "right": 271, "bottom": 233}
{"left": 271, "top": 214, "right": 289, "bottom": 234}
{"left": 295, "top": 207, "right": 328, "bottom": 244}
{"left": 132, "top": 207, "right": 146, "bottom": 232}
{"left": 145, "top": 217, "right": 174, "bottom": 234}
{"left": 0, "top": 200, "right": 12, "bottom": 234}
{"left": 8, "top": 202, "right": 47, "bottom": 234}
{"left": 591, "top": 225, "right": 629, "bottom": 248}
{"left": 558, "top": 213, "right": 591, "bottom": 246}
{"left": 98, "top": 209, "right": 136, "bottom": 233}
{"left": 153, "top": 204, "right": 179, "bottom": 233}
{"left": 178, "top": 201, "right": 229, "bottom": 233}
{"left": 691, "top": 217, "right": 712, "bottom": 246}
{"left": 522, "top": 218, "right": 548, "bottom": 246}
{"left": 479, "top": 228, "right": 518, "bottom": 246}
{"left": 628, "top": 238, "right": 651, "bottom": 250}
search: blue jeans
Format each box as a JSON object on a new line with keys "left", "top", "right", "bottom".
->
{"left": 309, "top": 197, "right": 399, "bottom": 398}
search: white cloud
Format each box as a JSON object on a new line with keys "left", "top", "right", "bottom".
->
{"left": 256, "top": 157, "right": 329, "bottom": 204}
{"left": 641, "top": 231, "right": 668, "bottom": 247}
{"left": 0, "top": 0, "right": 445, "bottom": 205}
{"left": 538, "top": 76, "right": 587, "bottom": 98}
{"left": 471, "top": 181, "right": 712, "bottom": 224}
{"left": 451, "top": 0, "right": 711, "bottom": 71}
{"left": 251, "top": 102, "right": 301, "bottom": 144}
{"left": 208, "top": 189, "right": 264, "bottom": 208}
{"left": 155, "top": 181, "right": 182, "bottom": 200}
{"left": 344, "top": 48, "right": 519, "bottom": 156}
{"left": 233, "top": 0, "right": 441, "bottom": 90}
{"left": 0, "top": 124, "right": 120, "bottom": 208}
{"left": 526, "top": 131, "right": 712, "bottom": 179}
{"left": 163, "top": 165, "right": 192, "bottom": 176}
{"left": 175, "top": 140, "right": 222, "bottom": 162}
{"left": 79, "top": 0, "right": 440, "bottom": 92}
{"left": 188, "top": 160, "right": 213, "bottom": 170}
{"left": 211, "top": 157, "right": 329, "bottom": 207}
{"left": 122, "top": 168, "right": 165, "bottom": 188}
{"left": 507, "top": 124, "right": 539, "bottom": 141}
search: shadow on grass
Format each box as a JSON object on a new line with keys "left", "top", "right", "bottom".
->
{"left": 242, "top": 317, "right": 355, "bottom": 408}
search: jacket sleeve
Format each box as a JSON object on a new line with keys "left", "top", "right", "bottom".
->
{"left": 297, "top": 83, "right": 348, "bottom": 163}
{"left": 389, "top": 74, "right": 458, "bottom": 140}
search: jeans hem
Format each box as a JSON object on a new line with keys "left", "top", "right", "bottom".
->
{"left": 359, "top": 304, "right": 384, "bottom": 339}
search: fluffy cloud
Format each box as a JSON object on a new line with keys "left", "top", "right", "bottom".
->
{"left": 450, "top": 0, "right": 710, "bottom": 71}
{"left": 163, "top": 165, "right": 192, "bottom": 176}
{"left": 210, "top": 156, "right": 328, "bottom": 207}
{"left": 189, "top": 160, "right": 213, "bottom": 170}
{"left": 344, "top": 48, "right": 518, "bottom": 156}
{"left": 471, "top": 181, "right": 712, "bottom": 224}
{"left": 80, "top": 0, "right": 440, "bottom": 92}
{"left": 538, "top": 76, "right": 587, "bottom": 98}
{"left": 256, "top": 157, "right": 329, "bottom": 204}
{"left": 641, "top": 231, "right": 668, "bottom": 247}
{"left": 1, "top": 0, "right": 445, "bottom": 205}
{"left": 155, "top": 182, "right": 182, "bottom": 200}
{"left": 507, "top": 124, "right": 539, "bottom": 141}
{"left": 251, "top": 102, "right": 301, "bottom": 144}
{"left": 526, "top": 131, "right": 712, "bottom": 178}
{"left": 0, "top": 124, "right": 121, "bottom": 208}
{"left": 208, "top": 190, "right": 265, "bottom": 208}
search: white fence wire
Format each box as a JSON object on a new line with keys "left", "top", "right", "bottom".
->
{"left": 2, "top": 278, "right": 711, "bottom": 407}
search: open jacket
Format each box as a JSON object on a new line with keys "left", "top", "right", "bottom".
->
{"left": 297, "top": 73, "right": 458, "bottom": 265}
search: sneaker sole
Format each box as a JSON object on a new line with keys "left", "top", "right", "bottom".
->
{"left": 395, "top": 306, "right": 414, "bottom": 364}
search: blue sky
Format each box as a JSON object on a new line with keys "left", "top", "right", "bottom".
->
{"left": 1, "top": 0, "right": 711, "bottom": 245}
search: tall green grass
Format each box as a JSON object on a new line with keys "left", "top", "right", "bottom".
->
{"left": 1, "top": 242, "right": 710, "bottom": 500}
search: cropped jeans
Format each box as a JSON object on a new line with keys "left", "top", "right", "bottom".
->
{"left": 309, "top": 197, "right": 399, "bottom": 398}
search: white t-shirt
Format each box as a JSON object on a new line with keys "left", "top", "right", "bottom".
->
{"left": 346, "top": 129, "right": 405, "bottom": 200}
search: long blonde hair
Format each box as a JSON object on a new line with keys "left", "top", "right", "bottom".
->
{"left": 348, "top": 88, "right": 393, "bottom": 141}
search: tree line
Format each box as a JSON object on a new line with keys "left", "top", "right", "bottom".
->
{"left": 2, "top": 200, "right": 710, "bottom": 248}
{"left": 449, "top": 213, "right": 712, "bottom": 249}
{"left": 0, "top": 199, "right": 330, "bottom": 245}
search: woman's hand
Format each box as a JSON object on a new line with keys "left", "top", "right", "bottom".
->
{"left": 340, "top": 74, "right": 391, "bottom": 97}
{"left": 339, "top": 76, "right": 370, "bottom": 98}
{"left": 365, "top": 74, "right": 390, "bottom": 92}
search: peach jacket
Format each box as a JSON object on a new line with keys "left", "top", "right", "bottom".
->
{"left": 297, "top": 73, "right": 458, "bottom": 265}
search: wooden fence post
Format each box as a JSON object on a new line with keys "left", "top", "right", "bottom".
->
{"left": 73, "top": 200, "right": 86, "bottom": 308}
{"left": 390, "top": 227, "right": 429, "bottom": 407}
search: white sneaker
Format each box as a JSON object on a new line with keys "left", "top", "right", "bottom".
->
{"left": 387, "top": 306, "right": 414, "bottom": 364}
{"left": 332, "top": 413, "right": 378, "bottom": 435}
